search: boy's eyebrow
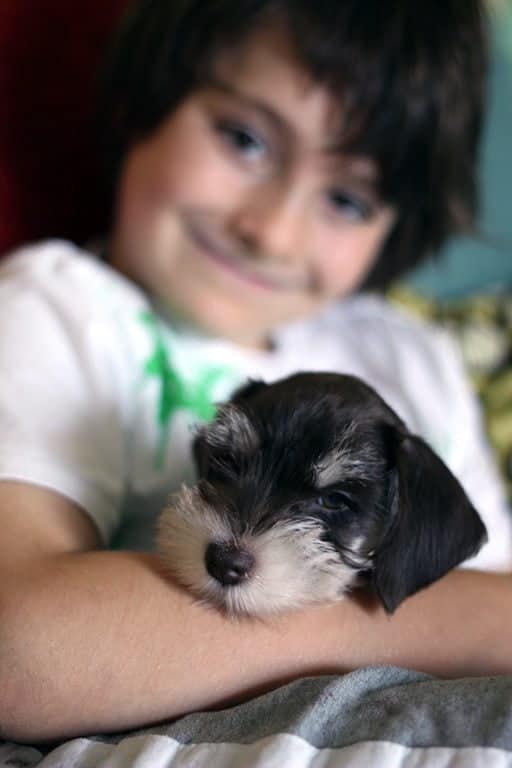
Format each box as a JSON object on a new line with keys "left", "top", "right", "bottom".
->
{"left": 205, "top": 77, "right": 288, "bottom": 135}
{"left": 206, "top": 77, "right": 380, "bottom": 186}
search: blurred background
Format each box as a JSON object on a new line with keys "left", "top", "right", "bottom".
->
{"left": 0, "top": 0, "right": 510, "bottom": 295}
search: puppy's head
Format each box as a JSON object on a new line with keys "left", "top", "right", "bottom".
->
{"left": 158, "top": 373, "right": 487, "bottom": 616}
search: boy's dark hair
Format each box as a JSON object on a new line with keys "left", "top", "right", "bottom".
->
{"left": 99, "top": 0, "right": 488, "bottom": 289}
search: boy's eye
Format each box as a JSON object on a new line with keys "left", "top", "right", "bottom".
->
{"left": 327, "top": 189, "right": 374, "bottom": 222}
{"left": 215, "top": 120, "right": 268, "bottom": 163}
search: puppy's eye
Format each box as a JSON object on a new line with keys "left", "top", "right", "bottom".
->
{"left": 317, "top": 491, "right": 354, "bottom": 510}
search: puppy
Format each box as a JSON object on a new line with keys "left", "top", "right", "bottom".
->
{"left": 157, "top": 372, "right": 486, "bottom": 616}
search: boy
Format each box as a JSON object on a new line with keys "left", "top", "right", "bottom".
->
{"left": 1, "top": 0, "right": 511, "bottom": 744}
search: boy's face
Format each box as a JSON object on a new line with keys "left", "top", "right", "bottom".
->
{"left": 110, "top": 24, "right": 396, "bottom": 349}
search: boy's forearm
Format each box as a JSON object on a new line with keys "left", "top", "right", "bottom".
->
{"left": 1, "top": 552, "right": 511, "bottom": 743}
{"left": 2, "top": 549, "right": 349, "bottom": 742}
{"left": 349, "top": 568, "right": 512, "bottom": 678}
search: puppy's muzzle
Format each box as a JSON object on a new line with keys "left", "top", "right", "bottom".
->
{"left": 205, "top": 542, "right": 255, "bottom": 586}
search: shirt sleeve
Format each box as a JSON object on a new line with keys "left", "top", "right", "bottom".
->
{"left": 0, "top": 244, "right": 128, "bottom": 544}
{"left": 436, "top": 328, "right": 512, "bottom": 571}
{"left": 365, "top": 298, "right": 512, "bottom": 572}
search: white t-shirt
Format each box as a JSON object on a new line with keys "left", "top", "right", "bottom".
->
{"left": 0, "top": 240, "right": 510, "bottom": 568}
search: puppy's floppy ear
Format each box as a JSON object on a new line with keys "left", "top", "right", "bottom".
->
{"left": 229, "top": 378, "right": 268, "bottom": 404}
{"left": 373, "top": 432, "right": 487, "bottom": 614}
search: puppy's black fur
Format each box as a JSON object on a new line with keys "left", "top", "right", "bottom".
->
{"left": 159, "top": 372, "right": 487, "bottom": 615}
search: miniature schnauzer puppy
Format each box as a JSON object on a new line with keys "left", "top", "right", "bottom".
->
{"left": 157, "top": 373, "right": 486, "bottom": 616}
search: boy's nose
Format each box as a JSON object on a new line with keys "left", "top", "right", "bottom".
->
{"left": 229, "top": 183, "right": 307, "bottom": 263}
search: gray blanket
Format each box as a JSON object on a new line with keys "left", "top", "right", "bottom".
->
{"left": 2, "top": 666, "right": 512, "bottom": 767}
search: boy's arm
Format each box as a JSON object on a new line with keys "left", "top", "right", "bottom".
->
{"left": 1, "top": 480, "right": 512, "bottom": 745}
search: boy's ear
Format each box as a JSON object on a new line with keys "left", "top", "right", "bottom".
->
{"left": 372, "top": 432, "right": 487, "bottom": 614}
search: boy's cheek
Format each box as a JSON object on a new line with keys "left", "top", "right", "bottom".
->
{"left": 324, "top": 213, "right": 396, "bottom": 295}
{"left": 312, "top": 241, "right": 381, "bottom": 298}
{"left": 121, "top": 117, "right": 249, "bottom": 216}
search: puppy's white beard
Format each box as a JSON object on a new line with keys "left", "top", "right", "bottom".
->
{"left": 157, "top": 486, "right": 358, "bottom": 616}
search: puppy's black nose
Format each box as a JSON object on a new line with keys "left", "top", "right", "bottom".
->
{"left": 205, "top": 542, "right": 255, "bottom": 586}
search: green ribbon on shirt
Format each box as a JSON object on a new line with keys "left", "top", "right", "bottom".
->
{"left": 140, "top": 311, "right": 231, "bottom": 469}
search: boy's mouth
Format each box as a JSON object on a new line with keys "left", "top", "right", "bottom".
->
{"left": 184, "top": 217, "right": 308, "bottom": 294}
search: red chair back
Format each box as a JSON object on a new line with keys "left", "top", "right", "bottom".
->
{"left": 0, "top": 0, "right": 129, "bottom": 255}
